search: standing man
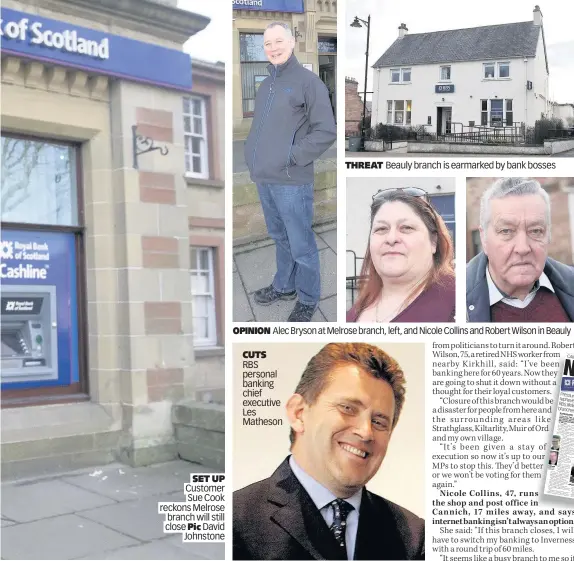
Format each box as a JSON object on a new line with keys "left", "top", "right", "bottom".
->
{"left": 244, "top": 22, "right": 336, "bottom": 322}
{"left": 233, "top": 343, "right": 425, "bottom": 560}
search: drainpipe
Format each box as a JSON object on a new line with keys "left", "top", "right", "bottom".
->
{"left": 524, "top": 58, "right": 528, "bottom": 127}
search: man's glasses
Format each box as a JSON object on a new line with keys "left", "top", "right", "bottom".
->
{"left": 372, "top": 187, "right": 430, "bottom": 203}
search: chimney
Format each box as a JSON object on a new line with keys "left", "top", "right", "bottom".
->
{"left": 398, "top": 23, "right": 408, "bottom": 38}
{"left": 533, "top": 5, "right": 543, "bottom": 26}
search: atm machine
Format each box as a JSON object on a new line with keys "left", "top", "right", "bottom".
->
{"left": 1, "top": 285, "right": 58, "bottom": 384}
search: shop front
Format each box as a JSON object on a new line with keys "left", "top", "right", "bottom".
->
{"left": 0, "top": 0, "right": 210, "bottom": 476}
{"left": 232, "top": 0, "right": 337, "bottom": 137}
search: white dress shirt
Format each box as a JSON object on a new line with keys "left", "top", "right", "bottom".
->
{"left": 486, "top": 267, "right": 555, "bottom": 309}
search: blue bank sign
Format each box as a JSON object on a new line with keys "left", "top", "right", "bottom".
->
{"left": 233, "top": 0, "right": 304, "bottom": 12}
{"left": 435, "top": 84, "right": 455, "bottom": 94}
{"left": 0, "top": 8, "right": 192, "bottom": 91}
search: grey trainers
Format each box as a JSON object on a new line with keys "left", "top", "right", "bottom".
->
{"left": 253, "top": 285, "right": 297, "bottom": 306}
{"left": 287, "top": 301, "right": 317, "bottom": 322}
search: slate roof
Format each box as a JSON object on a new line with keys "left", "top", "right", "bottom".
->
{"left": 373, "top": 21, "right": 542, "bottom": 68}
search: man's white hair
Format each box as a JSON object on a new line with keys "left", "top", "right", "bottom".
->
{"left": 264, "top": 21, "right": 294, "bottom": 38}
{"left": 480, "top": 177, "right": 551, "bottom": 236}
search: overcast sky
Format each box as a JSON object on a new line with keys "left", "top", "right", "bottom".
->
{"left": 346, "top": 0, "right": 574, "bottom": 103}
{"left": 177, "top": 0, "right": 228, "bottom": 64}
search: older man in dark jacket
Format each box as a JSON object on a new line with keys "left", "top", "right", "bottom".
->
{"left": 244, "top": 22, "right": 336, "bottom": 322}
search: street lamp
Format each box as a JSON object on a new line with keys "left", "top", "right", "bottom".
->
{"left": 350, "top": 15, "right": 371, "bottom": 150}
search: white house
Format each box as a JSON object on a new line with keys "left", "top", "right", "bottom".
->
{"left": 371, "top": 6, "right": 550, "bottom": 136}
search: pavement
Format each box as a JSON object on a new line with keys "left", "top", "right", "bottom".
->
{"left": 1, "top": 460, "right": 225, "bottom": 560}
{"left": 233, "top": 222, "right": 337, "bottom": 322}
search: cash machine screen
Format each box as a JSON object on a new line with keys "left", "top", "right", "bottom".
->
{"left": 0, "top": 288, "right": 58, "bottom": 382}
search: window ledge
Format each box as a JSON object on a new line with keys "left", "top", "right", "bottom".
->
{"left": 482, "top": 78, "right": 511, "bottom": 82}
{"left": 389, "top": 82, "right": 411, "bottom": 85}
{"left": 194, "top": 346, "right": 225, "bottom": 358}
{"left": 185, "top": 176, "right": 225, "bottom": 189}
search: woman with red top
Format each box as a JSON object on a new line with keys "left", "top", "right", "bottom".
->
{"left": 347, "top": 188, "right": 455, "bottom": 323}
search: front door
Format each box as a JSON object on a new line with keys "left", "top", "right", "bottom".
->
{"left": 443, "top": 108, "right": 452, "bottom": 135}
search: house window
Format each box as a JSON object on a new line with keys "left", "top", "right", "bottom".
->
{"left": 390, "top": 68, "right": 411, "bottom": 83}
{"left": 440, "top": 66, "right": 451, "bottom": 81}
{"left": 498, "top": 62, "right": 510, "bottom": 78}
{"left": 191, "top": 247, "right": 217, "bottom": 346}
{"left": 184, "top": 96, "right": 209, "bottom": 179}
{"left": 388, "top": 100, "right": 412, "bottom": 125}
{"left": 484, "top": 64, "right": 495, "bottom": 79}
{"left": 490, "top": 99, "right": 504, "bottom": 126}
{"left": 483, "top": 62, "right": 510, "bottom": 79}
{"left": 506, "top": 100, "right": 513, "bottom": 125}
{"left": 481, "top": 100, "right": 488, "bottom": 125}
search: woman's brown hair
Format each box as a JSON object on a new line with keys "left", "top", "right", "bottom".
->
{"left": 353, "top": 191, "right": 454, "bottom": 318}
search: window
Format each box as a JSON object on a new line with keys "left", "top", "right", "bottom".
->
{"left": 394, "top": 100, "right": 404, "bottom": 124}
{"left": 440, "top": 66, "right": 451, "bottom": 81}
{"left": 483, "top": 61, "right": 510, "bottom": 79}
{"left": 191, "top": 247, "right": 217, "bottom": 346}
{"left": 506, "top": 100, "right": 513, "bottom": 126}
{"left": 387, "top": 100, "right": 412, "bottom": 125}
{"left": 480, "top": 99, "right": 514, "bottom": 126}
{"left": 184, "top": 97, "right": 209, "bottom": 179}
{"left": 1, "top": 136, "right": 78, "bottom": 226}
{"left": 484, "top": 64, "right": 495, "bottom": 79}
{"left": 239, "top": 33, "right": 268, "bottom": 116}
{"left": 498, "top": 62, "right": 510, "bottom": 78}
{"left": 390, "top": 67, "right": 411, "bottom": 83}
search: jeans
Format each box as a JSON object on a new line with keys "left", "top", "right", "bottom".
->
{"left": 256, "top": 182, "right": 320, "bottom": 306}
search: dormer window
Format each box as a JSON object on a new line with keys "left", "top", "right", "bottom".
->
{"left": 390, "top": 67, "right": 411, "bottom": 83}
{"left": 483, "top": 62, "right": 510, "bottom": 80}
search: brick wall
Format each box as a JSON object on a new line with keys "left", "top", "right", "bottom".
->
{"left": 345, "top": 77, "right": 363, "bottom": 136}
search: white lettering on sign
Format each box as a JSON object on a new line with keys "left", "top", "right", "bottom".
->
{"left": 0, "top": 17, "right": 109, "bottom": 60}
{"left": 1, "top": 240, "right": 50, "bottom": 262}
{"left": 0, "top": 263, "right": 48, "bottom": 280}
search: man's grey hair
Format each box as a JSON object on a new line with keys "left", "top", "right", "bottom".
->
{"left": 480, "top": 177, "right": 551, "bottom": 233}
{"left": 265, "top": 21, "right": 294, "bottom": 38}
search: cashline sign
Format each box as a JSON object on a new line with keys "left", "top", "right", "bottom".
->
{"left": 232, "top": 0, "right": 304, "bottom": 12}
{"left": 0, "top": 230, "right": 79, "bottom": 389}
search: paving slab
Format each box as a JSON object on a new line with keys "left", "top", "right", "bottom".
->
{"left": 63, "top": 460, "right": 198, "bottom": 501}
{"left": 247, "top": 294, "right": 325, "bottom": 323}
{"left": 78, "top": 490, "right": 182, "bottom": 541}
{"left": 1, "top": 478, "right": 116, "bottom": 523}
{"left": 318, "top": 247, "right": 337, "bottom": 300}
{"left": 78, "top": 540, "right": 194, "bottom": 560}
{"left": 0, "top": 513, "right": 138, "bottom": 560}
{"left": 319, "top": 294, "right": 337, "bottom": 322}
{"left": 163, "top": 535, "right": 225, "bottom": 560}
{"left": 232, "top": 270, "right": 254, "bottom": 322}
{"left": 234, "top": 244, "right": 278, "bottom": 294}
{"left": 317, "top": 228, "right": 337, "bottom": 251}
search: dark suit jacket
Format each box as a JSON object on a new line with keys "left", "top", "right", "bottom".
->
{"left": 233, "top": 458, "right": 425, "bottom": 560}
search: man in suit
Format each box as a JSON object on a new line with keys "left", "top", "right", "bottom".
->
{"left": 233, "top": 343, "right": 425, "bottom": 560}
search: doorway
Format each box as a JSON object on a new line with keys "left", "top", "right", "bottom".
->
{"left": 437, "top": 107, "right": 452, "bottom": 136}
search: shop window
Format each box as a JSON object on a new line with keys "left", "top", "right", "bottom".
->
{"left": 506, "top": 100, "right": 513, "bottom": 125}
{"left": 1, "top": 136, "right": 78, "bottom": 226}
{"left": 239, "top": 33, "right": 269, "bottom": 117}
{"left": 183, "top": 96, "right": 209, "bottom": 179}
{"left": 191, "top": 246, "right": 217, "bottom": 347}
{"left": 387, "top": 100, "right": 412, "bottom": 125}
{"left": 481, "top": 100, "right": 488, "bottom": 125}
{"left": 440, "top": 66, "right": 451, "bottom": 81}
